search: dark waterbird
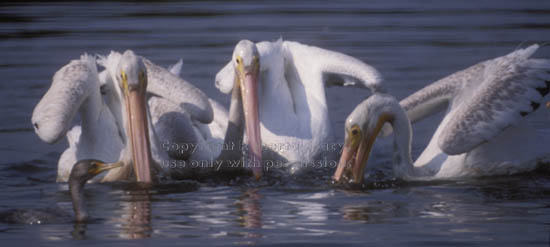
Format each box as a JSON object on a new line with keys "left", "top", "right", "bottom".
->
{"left": 0, "top": 159, "right": 121, "bottom": 224}
{"left": 69, "top": 159, "right": 122, "bottom": 222}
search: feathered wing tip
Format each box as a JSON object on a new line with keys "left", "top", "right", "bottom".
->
{"left": 168, "top": 59, "right": 183, "bottom": 76}
{"left": 282, "top": 39, "right": 384, "bottom": 94}
{"left": 79, "top": 53, "right": 98, "bottom": 75}
{"left": 499, "top": 44, "right": 549, "bottom": 90}
{"left": 521, "top": 44, "right": 550, "bottom": 70}
{"left": 362, "top": 65, "right": 384, "bottom": 94}
{"left": 482, "top": 44, "right": 543, "bottom": 88}
{"left": 437, "top": 44, "right": 549, "bottom": 155}
{"left": 506, "top": 44, "right": 539, "bottom": 61}
{"left": 274, "top": 36, "right": 284, "bottom": 48}
{"left": 261, "top": 36, "right": 284, "bottom": 61}
{"left": 97, "top": 51, "right": 122, "bottom": 77}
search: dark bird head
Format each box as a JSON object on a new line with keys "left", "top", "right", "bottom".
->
{"left": 69, "top": 159, "right": 122, "bottom": 185}
{"left": 69, "top": 159, "right": 122, "bottom": 222}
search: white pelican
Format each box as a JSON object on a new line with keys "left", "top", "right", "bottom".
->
{"left": 131, "top": 50, "right": 263, "bottom": 179}
{"left": 32, "top": 50, "right": 213, "bottom": 183}
{"left": 216, "top": 39, "right": 383, "bottom": 169}
{"left": 98, "top": 51, "right": 220, "bottom": 172}
{"left": 333, "top": 44, "right": 550, "bottom": 183}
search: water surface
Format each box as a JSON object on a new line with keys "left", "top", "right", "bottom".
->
{"left": 1, "top": 1, "right": 550, "bottom": 246}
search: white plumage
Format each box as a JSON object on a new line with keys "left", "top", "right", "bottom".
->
{"left": 32, "top": 51, "right": 214, "bottom": 182}
{"left": 32, "top": 55, "right": 125, "bottom": 181}
{"left": 216, "top": 38, "right": 382, "bottom": 165}
{"left": 334, "top": 44, "right": 550, "bottom": 182}
{"left": 410, "top": 44, "right": 550, "bottom": 178}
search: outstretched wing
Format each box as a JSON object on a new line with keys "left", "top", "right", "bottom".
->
{"left": 438, "top": 44, "right": 550, "bottom": 155}
{"left": 31, "top": 54, "right": 99, "bottom": 144}
{"left": 399, "top": 61, "right": 488, "bottom": 125}
{"left": 215, "top": 38, "right": 383, "bottom": 95}
{"left": 282, "top": 40, "right": 383, "bottom": 93}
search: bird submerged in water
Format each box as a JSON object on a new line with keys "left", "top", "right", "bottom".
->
{"left": 0, "top": 159, "right": 121, "bottom": 224}
{"left": 69, "top": 159, "right": 122, "bottom": 222}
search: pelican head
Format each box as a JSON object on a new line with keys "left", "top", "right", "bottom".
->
{"left": 232, "top": 40, "right": 260, "bottom": 73}
{"left": 69, "top": 159, "right": 122, "bottom": 222}
{"left": 333, "top": 94, "right": 409, "bottom": 184}
{"left": 232, "top": 40, "right": 263, "bottom": 179}
{"left": 115, "top": 50, "right": 153, "bottom": 183}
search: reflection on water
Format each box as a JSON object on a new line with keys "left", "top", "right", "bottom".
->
{"left": 234, "top": 189, "right": 262, "bottom": 245}
{"left": 71, "top": 222, "right": 86, "bottom": 240}
{"left": 69, "top": 187, "right": 152, "bottom": 240}
{"left": 1, "top": 0, "right": 550, "bottom": 245}
{"left": 120, "top": 189, "right": 152, "bottom": 240}
{"left": 341, "top": 200, "right": 398, "bottom": 224}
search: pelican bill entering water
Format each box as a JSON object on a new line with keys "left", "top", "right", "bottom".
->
{"left": 334, "top": 44, "right": 550, "bottom": 183}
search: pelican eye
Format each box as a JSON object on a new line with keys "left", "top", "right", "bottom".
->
{"left": 350, "top": 125, "right": 360, "bottom": 136}
{"left": 348, "top": 125, "right": 361, "bottom": 148}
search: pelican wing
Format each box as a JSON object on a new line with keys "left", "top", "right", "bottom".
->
{"left": 438, "top": 44, "right": 550, "bottom": 155}
{"left": 98, "top": 52, "right": 213, "bottom": 124}
{"left": 148, "top": 96, "right": 199, "bottom": 160}
{"left": 282, "top": 40, "right": 383, "bottom": 93}
{"left": 32, "top": 54, "right": 99, "bottom": 144}
{"left": 215, "top": 39, "right": 383, "bottom": 94}
{"left": 142, "top": 58, "right": 213, "bottom": 124}
{"left": 399, "top": 62, "right": 489, "bottom": 125}
{"left": 215, "top": 60, "right": 234, "bottom": 94}
{"left": 167, "top": 59, "right": 183, "bottom": 76}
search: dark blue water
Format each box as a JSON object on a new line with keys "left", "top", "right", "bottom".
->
{"left": 1, "top": 1, "right": 550, "bottom": 245}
